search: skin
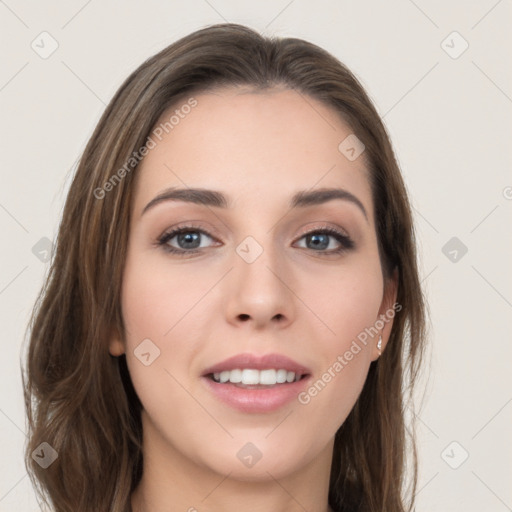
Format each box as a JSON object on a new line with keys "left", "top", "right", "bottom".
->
{"left": 109, "top": 86, "right": 397, "bottom": 512}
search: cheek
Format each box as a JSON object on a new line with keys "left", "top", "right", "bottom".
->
{"left": 119, "top": 255, "right": 208, "bottom": 447}
{"left": 119, "top": 250, "right": 222, "bottom": 405}
{"left": 299, "top": 256, "right": 383, "bottom": 343}
{"left": 296, "top": 258, "right": 382, "bottom": 415}
{"left": 120, "top": 251, "right": 213, "bottom": 344}
{"left": 296, "top": 282, "right": 380, "bottom": 431}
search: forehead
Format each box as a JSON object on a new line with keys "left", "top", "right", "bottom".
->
{"left": 134, "top": 87, "right": 373, "bottom": 221}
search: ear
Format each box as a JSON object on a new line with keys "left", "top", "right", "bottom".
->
{"left": 371, "top": 267, "right": 399, "bottom": 361}
{"left": 108, "top": 326, "right": 125, "bottom": 357}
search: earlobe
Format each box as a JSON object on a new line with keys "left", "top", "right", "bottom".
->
{"left": 108, "top": 328, "right": 125, "bottom": 357}
{"left": 372, "top": 267, "right": 399, "bottom": 361}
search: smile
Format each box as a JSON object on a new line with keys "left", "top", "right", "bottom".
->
{"left": 201, "top": 353, "right": 312, "bottom": 413}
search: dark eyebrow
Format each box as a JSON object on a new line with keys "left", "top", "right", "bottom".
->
{"left": 291, "top": 188, "right": 368, "bottom": 221}
{"left": 141, "top": 186, "right": 368, "bottom": 221}
{"left": 142, "top": 187, "right": 229, "bottom": 215}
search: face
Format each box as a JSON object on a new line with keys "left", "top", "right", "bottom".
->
{"left": 109, "top": 87, "right": 397, "bottom": 481}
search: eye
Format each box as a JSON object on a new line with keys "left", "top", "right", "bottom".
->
{"left": 294, "top": 226, "right": 354, "bottom": 255}
{"left": 156, "top": 224, "right": 355, "bottom": 257}
{"left": 157, "top": 224, "right": 218, "bottom": 255}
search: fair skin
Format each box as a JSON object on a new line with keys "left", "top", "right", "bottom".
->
{"left": 109, "top": 86, "right": 397, "bottom": 512}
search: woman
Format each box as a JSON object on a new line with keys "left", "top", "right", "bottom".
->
{"left": 23, "top": 23, "right": 427, "bottom": 512}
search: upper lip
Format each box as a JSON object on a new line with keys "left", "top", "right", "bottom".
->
{"left": 201, "top": 353, "right": 311, "bottom": 376}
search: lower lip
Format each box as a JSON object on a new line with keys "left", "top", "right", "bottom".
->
{"left": 201, "top": 375, "right": 311, "bottom": 413}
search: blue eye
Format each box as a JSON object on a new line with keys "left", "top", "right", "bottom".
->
{"left": 157, "top": 225, "right": 354, "bottom": 256}
{"left": 157, "top": 225, "right": 215, "bottom": 254}
{"left": 296, "top": 227, "right": 354, "bottom": 253}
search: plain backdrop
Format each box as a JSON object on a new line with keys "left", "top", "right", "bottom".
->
{"left": 1, "top": 1, "right": 511, "bottom": 511}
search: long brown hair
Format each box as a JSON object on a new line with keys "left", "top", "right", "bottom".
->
{"left": 22, "top": 23, "right": 427, "bottom": 512}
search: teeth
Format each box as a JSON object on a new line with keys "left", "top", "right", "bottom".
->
{"left": 210, "top": 369, "right": 303, "bottom": 385}
{"left": 228, "top": 369, "right": 242, "bottom": 383}
{"left": 259, "top": 369, "right": 276, "bottom": 385}
{"left": 276, "top": 369, "right": 287, "bottom": 383}
{"left": 241, "top": 369, "right": 260, "bottom": 385}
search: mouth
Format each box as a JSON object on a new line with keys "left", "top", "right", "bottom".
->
{"left": 200, "top": 353, "right": 312, "bottom": 413}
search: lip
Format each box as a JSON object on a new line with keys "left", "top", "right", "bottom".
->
{"left": 201, "top": 352, "right": 312, "bottom": 414}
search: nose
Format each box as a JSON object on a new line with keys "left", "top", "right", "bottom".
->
{"left": 223, "top": 239, "right": 296, "bottom": 330}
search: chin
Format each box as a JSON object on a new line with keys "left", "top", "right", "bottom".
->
{"left": 194, "top": 438, "right": 316, "bottom": 482}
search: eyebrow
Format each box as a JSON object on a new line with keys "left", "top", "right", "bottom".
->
{"left": 141, "top": 186, "right": 368, "bottom": 221}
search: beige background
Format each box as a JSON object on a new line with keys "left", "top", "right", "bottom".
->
{"left": 1, "top": 1, "right": 511, "bottom": 510}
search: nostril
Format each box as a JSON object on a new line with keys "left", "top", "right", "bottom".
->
{"left": 238, "top": 314, "right": 250, "bottom": 321}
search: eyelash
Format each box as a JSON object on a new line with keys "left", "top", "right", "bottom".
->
{"left": 157, "top": 223, "right": 355, "bottom": 258}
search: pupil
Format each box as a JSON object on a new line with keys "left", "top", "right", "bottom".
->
{"left": 309, "top": 233, "right": 328, "bottom": 250}
{"left": 179, "top": 232, "right": 200, "bottom": 249}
